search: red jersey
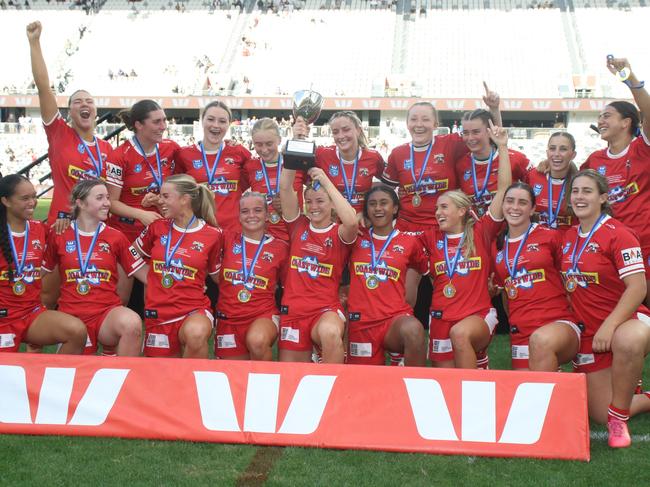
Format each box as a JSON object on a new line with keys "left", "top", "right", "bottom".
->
{"left": 135, "top": 218, "right": 223, "bottom": 323}
{"left": 106, "top": 138, "right": 180, "bottom": 241}
{"left": 243, "top": 156, "right": 304, "bottom": 241}
{"left": 314, "top": 146, "right": 385, "bottom": 214}
{"left": 493, "top": 224, "right": 574, "bottom": 327}
{"left": 281, "top": 215, "right": 353, "bottom": 317}
{"left": 456, "top": 149, "right": 530, "bottom": 216}
{"left": 0, "top": 221, "right": 47, "bottom": 317}
{"left": 421, "top": 213, "right": 502, "bottom": 321}
{"left": 584, "top": 135, "right": 650, "bottom": 250}
{"left": 383, "top": 134, "right": 467, "bottom": 228}
{"left": 44, "top": 113, "right": 113, "bottom": 223}
{"left": 175, "top": 143, "right": 251, "bottom": 231}
{"left": 561, "top": 216, "right": 649, "bottom": 336}
{"left": 348, "top": 228, "right": 428, "bottom": 323}
{"left": 217, "top": 231, "right": 289, "bottom": 320}
{"left": 527, "top": 169, "right": 574, "bottom": 232}
{"left": 42, "top": 222, "right": 141, "bottom": 320}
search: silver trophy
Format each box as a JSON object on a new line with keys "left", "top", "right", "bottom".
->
{"left": 283, "top": 90, "right": 324, "bottom": 170}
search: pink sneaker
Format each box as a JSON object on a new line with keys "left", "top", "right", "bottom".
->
{"left": 607, "top": 417, "right": 631, "bottom": 448}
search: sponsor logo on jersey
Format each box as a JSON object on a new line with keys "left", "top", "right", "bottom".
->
{"left": 404, "top": 179, "right": 448, "bottom": 195}
{"left": 561, "top": 271, "right": 600, "bottom": 287}
{"left": 223, "top": 268, "right": 269, "bottom": 289}
{"left": 106, "top": 162, "right": 123, "bottom": 180}
{"left": 205, "top": 179, "right": 238, "bottom": 195}
{"left": 130, "top": 185, "right": 152, "bottom": 196}
{"left": 152, "top": 259, "right": 198, "bottom": 281}
{"left": 621, "top": 247, "right": 643, "bottom": 266}
{"left": 68, "top": 165, "right": 100, "bottom": 181}
{"left": 504, "top": 268, "right": 546, "bottom": 290}
{"left": 290, "top": 256, "right": 333, "bottom": 278}
{"left": 0, "top": 264, "right": 40, "bottom": 283}
{"left": 434, "top": 256, "right": 481, "bottom": 276}
{"left": 353, "top": 261, "right": 400, "bottom": 282}
{"left": 608, "top": 182, "right": 639, "bottom": 204}
{"left": 64, "top": 265, "right": 112, "bottom": 284}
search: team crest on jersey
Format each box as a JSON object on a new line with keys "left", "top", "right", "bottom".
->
{"left": 563, "top": 242, "right": 572, "bottom": 254}
{"left": 324, "top": 237, "right": 333, "bottom": 248}
{"left": 597, "top": 165, "right": 606, "bottom": 176}
{"left": 225, "top": 157, "right": 235, "bottom": 165}
{"left": 361, "top": 239, "right": 371, "bottom": 248}
{"left": 232, "top": 243, "right": 242, "bottom": 255}
{"left": 31, "top": 240, "right": 42, "bottom": 250}
{"left": 434, "top": 154, "right": 445, "bottom": 163}
{"left": 463, "top": 170, "right": 471, "bottom": 181}
{"left": 403, "top": 159, "right": 412, "bottom": 170}
{"left": 65, "top": 241, "right": 76, "bottom": 253}
{"left": 585, "top": 242, "right": 600, "bottom": 253}
{"left": 192, "top": 159, "right": 203, "bottom": 169}
{"left": 262, "top": 251, "right": 274, "bottom": 262}
{"left": 301, "top": 230, "right": 309, "bottom": 241}
{"left": 328, "top": 165, "right": 339, "bottom": 177}
{"left": 496, "top": 250, "right": 504, "bottom": 264}
{"left": 526, "top": 243, "right": 539, "bottom": 252}
{"left": 160, "top": 235, "right": 168, "bottom": 246}
{"left": 255, "top": 170, "right": 264, "bottom": 181}
{"left": 191, "top": 241, "right": 205, "bottom": 252}
{"left": 392, "top": 244, "right": 404, "bottom": 254}
{"left": 77, "top": 143, "right": 86, "bottom": 154}
{"left": 359, "top": 168, "right": 369, "bottom": 177}
{"left": 98, "top": 242, "right": 111, "bottom": 253}
{"left": 533, "top": 184, "right": 543, "bottom": 196}
{"left": 133, "top": 164, "right": 142, "bottom": 174}
{"left": 436, "top": 240, "right": 444, "bottom": 250}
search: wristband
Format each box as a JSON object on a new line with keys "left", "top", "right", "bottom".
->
{"left": 624, "top": 80, "right": 645, "bottom": 90}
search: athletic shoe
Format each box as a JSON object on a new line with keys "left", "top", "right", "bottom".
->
{"left": 607, "top": 417, "right": 631, "bottom": 448}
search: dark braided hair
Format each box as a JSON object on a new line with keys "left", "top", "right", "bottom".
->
{"left": 0, "top": 174, "right": 31, "bottom": 281}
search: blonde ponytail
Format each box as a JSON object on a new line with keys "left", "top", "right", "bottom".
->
{"left": 165, "top": 174, "right": 217, "bottom": 227}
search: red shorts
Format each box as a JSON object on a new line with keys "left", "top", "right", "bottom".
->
{"left": 144, "top": 309, "right": 213, "bottom": 357}
{"left": 215, "top": 313, "right": 279, "bottom": 358}
{"left": 347, "top": 314, "right": 412, "bottom": 365}
{"left": 79, "top": 305, "right": 121, "bottom": 355}
{"left": 279, "top": 307, "right": 345, "bottom": 352}
{"left": 428, "top": 308, "right": 498, "bottom": 363}
{"left": 511, "top": 319, "right": 581, "bottom": 369}
{"left": 0, "top": 306, "right": 47, "bottom": 353}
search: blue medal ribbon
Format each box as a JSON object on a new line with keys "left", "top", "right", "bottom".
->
{"left": 164, "top": 216, "right": 196, "bottom": 269}
{"left": 409, "top": 142, "right": 434, "bottom": 195}
{"left": 240, "top": 234, "right": 268, "bottom": 290}
{"left": 74, "top": 221, "right": 101, "bottom": 279}
{"left": 369, "top": 227, "right": 397, "bottom": 273}
{"left": 443, "top": 233, "right": 465, "bottom": 280}
{"left": 77, "top": 135, "right": 103, "bottom": 177}
{"left": 569, "top": 213, "right": 607, "bottom": 274}
{"left": 504, "top": 224, "right": 533, "bottom": 279}
{"left": 133, "top": 137, "right": 163, "bottom": 191}
{"left": 199, "top": 142, "right": 224, "bottom": 185}
{"left": 337, "top": 149, "right": 359, "bottom": 203}
{"left": 546, "top": 174, "right": 567, "bottom": 228}
{"left": 259, "top": 155, "right": 282, "bottom": 197}
{"left": 7, "top": 221, "right": 29, "bottom": 278}
{"left": 470, "top": 150, "right": 495, "bottom": 200}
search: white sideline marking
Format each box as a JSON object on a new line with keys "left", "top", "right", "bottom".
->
{"left": 591, "top": 431, "right": 650, "bottom": 442}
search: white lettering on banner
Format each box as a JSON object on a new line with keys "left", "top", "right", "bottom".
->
{"left": 172, "top": 98, "right": 190, "bottom": 108}
{"left": 445, "top": 100, "right": 465, "bottom": 110}
{"left": 119, "top": 98, "right": 137, "bottom": 108}
{"left": 14, "top": 97, "right": 33, "bottom": 106}
{"left": 403, "top": 379, "right": 555, "bottom": 444}
{"left": 279, "top": 99, "right": 292, "bottom": 109}
{"left": 503, "top": 100, "right": 523, "bottom": 110}
{"left": 532, "top": 100, "right": 552, "bottom": 110}
{"left": 389, "top": 100, "right": 409, "bottom": 109}
{"left": 334, "top": 100, "right": 353, "bottom": 109}
{"left": 194, "top": 372, "right": 337, "bottom": 435}
{"left": 0, "top": 366, "right": 129, "bottom": 426}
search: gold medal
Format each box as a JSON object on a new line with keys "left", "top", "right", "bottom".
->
{"left": 269, "top": 211, "right": 281, "bottom": 225}
{"left": 238, "top": 288, "right": 251, "bottom": 303}
{"left": 76, "top": 279, "right": 90, "bottom": 295}
{"left": 443, "top": 282, "right": 456, "bottom": 299}
{"left": 565, "top": 276, "right": 577, "bottom": 293}
{"left": 506, "top": 283, "right": 518, "bottom": 300}
{"left": 412, "top": 193, "right": 422, "bottom": 207}
{"left": 12, "top": 280, "right": 26, "bottom": 296}
{"left": 161, "top": 273, "right": 174, "bottom": 289}
{"left": 366, "top": 275, "right": 379, "bottom": 290}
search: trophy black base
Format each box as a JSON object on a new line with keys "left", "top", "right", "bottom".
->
{"left": 283, "top": 139, "right": 316, "bottom": 170}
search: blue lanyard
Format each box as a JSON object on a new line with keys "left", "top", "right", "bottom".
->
{"left": 133, "top": 137, "right": 163, "bottom": 189}
{"left": 259, "top": 155, "right": 282, "bottom": 197}
{"left": 74, "top": 222, "right": 101, "bottom": 278}
{"left": 470, "top": 150, "right": 495, "bottom": 200}
{"left": 569, "top": 214, "right": 606, "bottom": 273}
{"left": 369, "top": 227, "right": 397, "bottom": 272}
{"left": 241, "top": 234, "right": 268, "bottom": 290}
{"left": 199, "top": 142, "right": 224, "bottom": 185}
{"left": 337, "top": 149, "right": 359, "bottom": 202}
{"left": 409, "top": 143, "right": 433, "bottom": 192}
{"left": 164, "top": 216, "right": 196, "bottom": 267}
{"left": 504, "top": 224, "right": 533, "bottom": 278}
{"left": 443, "top": 233, "right": 465, "bottom": 279}
{"left": 547, "top": 174, "right": 567, "bottom": 228}
{"left": 7, "top": 221, "right": 29, "bottom": 277}
{"left": 77, "top": 135, "right": 103, "bottom": 177}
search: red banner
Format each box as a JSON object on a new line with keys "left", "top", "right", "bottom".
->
{"left": 0, "top": 353, "right": 589, "bottom": 460}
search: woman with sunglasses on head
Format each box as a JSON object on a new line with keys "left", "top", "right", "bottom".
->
{"left": 0, "top": 174, "right": 87, "bottom": 354}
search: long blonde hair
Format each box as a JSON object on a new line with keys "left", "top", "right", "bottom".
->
{"left": 440, "top": 190, "right": 477, "bottom": 257}
{"left": 328, "top": 111, "right": 368, "bottom": 149}
{"left": 165, "top": 174, "right": 217, "bottom": 227}
{"left": 251, "top": 117, "right": 281, "bottom": 138}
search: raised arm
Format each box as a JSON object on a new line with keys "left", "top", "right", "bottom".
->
{"left": 487, "top": 120, "right": 511, "bottom": 219}
{"left": 26, "top": 21, "right": 58, "bottom": 123}
{"left": 607, "top": 57, "right": 650, "bottom": 141}
{"left": 483, "top": 81, "right": 502, "bottom": 127}
{"left": 279, "top": 166, "right": 300, "bottom": 221}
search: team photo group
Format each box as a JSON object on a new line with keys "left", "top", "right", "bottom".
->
{"left": 1, "top": 20, "right": 650, "bottom": 449}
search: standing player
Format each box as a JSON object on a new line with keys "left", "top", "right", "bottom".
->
{"left": 456, "top": 109, "right": 530, "bottom": 216}
{"left": 0, "top": 174, "right": 86, "bottom": 354}
{"left": 527, "top": 132, "right": 577, "bottom": 233}
{"left": 421, "top": 121, "right": 511, "bottom": 368}
{"left": 42, "top": 180, "right": 143, "bottom": 356}
{"left": 214, "top": 192, "right": 288, "bottom": 360}
{"left": 175, "top": 101, "right": 250, "bottom": 231}
{"left": 493, "top": 182, "right": 579, "bottom": 370}
{"left": 106, "top": 99, "right": 180, "bottom": 242}
{"left": 346, "top": 185, "right": 429, "bottom": 366}
{"left": 27, "top": 21, "right": 113, "bottom": 232}
{"left": 132, "top": 175, "right": 222, "bottom": 359}
{"left": 244, "top": 118, "right": 303, "bottom": 241}
{"left": 561, "top": 169, "right": 650, "bottom": 448}
{"left": 583, "top": 57, "right": 650, "bottom": 306}
{"left": 278, "top": 166, "right": 358, "bottom": 363}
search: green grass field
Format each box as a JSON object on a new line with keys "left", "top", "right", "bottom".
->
{"left": 3, "top": 199, "right": 648, "bottom": 486}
